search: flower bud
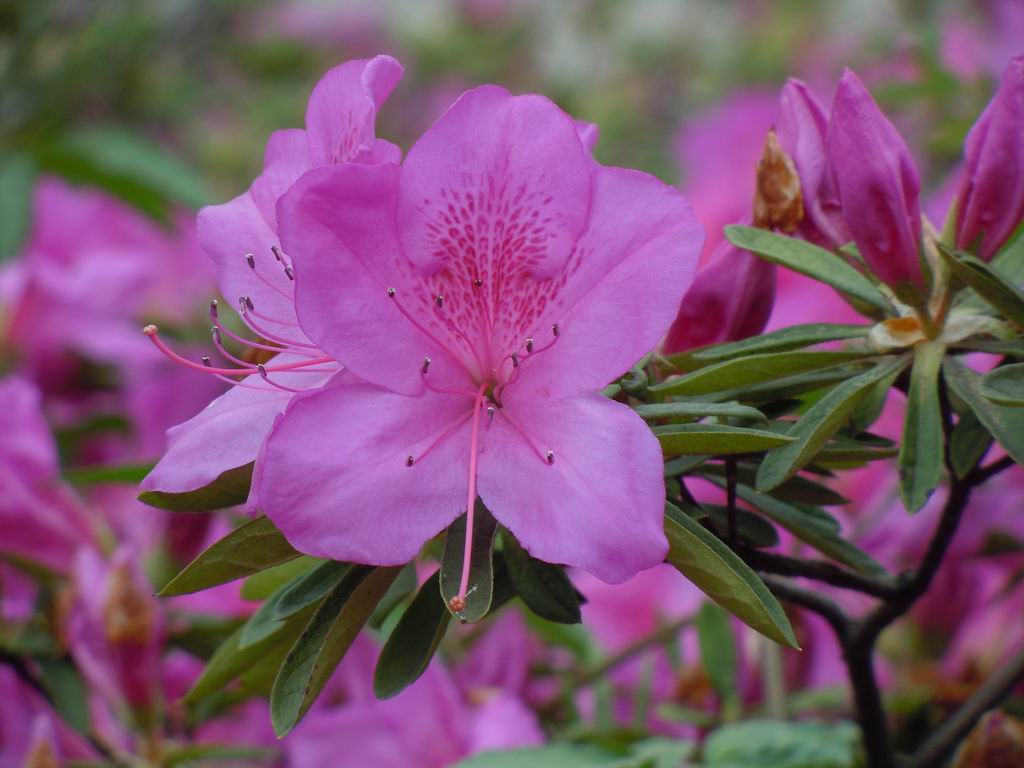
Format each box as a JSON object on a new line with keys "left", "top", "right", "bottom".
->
{"left": 826, "top": 69, "right": 924, "bottom": 290}
{"left": 663, "top": 234, "right": 776, "bottom": 354}
{"left": 956, "top": 56, "right": 1024, "bottom": 261}
{"left": 752, "top": 129, "right": 804, "bottom": 233}
{"left": 776, "top": 78, "right": 850, "bottom": 248}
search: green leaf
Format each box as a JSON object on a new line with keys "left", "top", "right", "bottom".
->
{"left": 655, "top": 424, "right": 795, "bottom": 456}
{"left": 0, "top": 153, "right": 35, "bottom": 261}
{"left": 703, "top": 504, "right": 780, "bottom": 549}
{"left": 704, "top": 719, "right": 860, "bottom": 768}
{"left": 663, "top": 503, "right": 798, "bottom": 648}
{"left": 271, "top": 566, "right": 401, "bottom": 735}
{"left": 239, "top": 583, "right": 297, "bottom": 648}
{"left": 273, "top": 560, "right": 351, "bottom": 621}
{"left": 981, "top": 363, "right": 1024, "bottom": 406}
{"left": 454, "top": 745, "right": 621, "bottom": 768}
{"left": 756, "top": 357, "right": 909, "bottom": 491}
{"left": 899, "top": 341, "right": 946, "bottom": 512}
{"left": 159, "top": 516, "right": 299, "bottom": 596}
{"left": 503, "top": 529, "right": 582, "bottom": 624}
{"left": 652, "top": 351, "right": 874, "bottom": 397}
{"left": 696, "top": 602, "right": 740, "bottom": 717}
{"left": 725, "top": 225, "right": 891, "bottom": 311}
{"left": 690, "top": 324, "right": 870, "bottom": 363}
{"left": 811, "top": 438, "right": 899, "bottom": 466}
{"left": 726, "top": 483, "right": 886, "bottom": 575}
{"left": 163, "top": 744, "right": 278, "bottom": 767}
{"left": 696, "top": 463, "right": 849, "bottom": 506}
{"left": 369, "top": 563, "right": 418, "bottom": 629}
{"left": 440, "top": 501, "right": 497, "bottom": 622}
{"left": 633, "top": 401, "right": 768, "bottom": 424}
{"left": 943, "top": 357, "right": 1024, "bottom": 465}
{"left": 939, "top": 244, "right": 1024, "bottom": 326}
{"left": 37, "top": 658, "right": 90, "bottom": 734}
{"left": 240, "top": 556, "right": 320, "bottom": 601}
{"left": 950, "top": 408, "right": 992, "bottom": 480}
{"left": 374, "top": 569, "right": 451, "bottom": 699}
{"left": 138, "top": 462, "right": 254, "bottom": 513}
{"left": 63, "top": 462, "right": 154, "bottom": 487}
{"left": 36, "top": 127, "right": 208, "bottom": 221}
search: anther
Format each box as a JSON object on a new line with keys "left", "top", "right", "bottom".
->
{"left": 511, "top": 352, "right": 519, "bottom": 368}
{"left": 143, "top": 324, "right": 158, "bottom": 336}
{"left": 201, "top": 356, "right": 212, "bottom": 367}
{"left": 244, "top": 296, "right": 255, "bottom": 311}
{"left": 209, "top": 299, "right": 219, "bottom": 319}
{"left": 211, "top": 326, "right": 222, "bottom": 344}
{"left": 546, "top": 451, "right": 555, "bottom": 465}
{"left": 487, "top": 406, "right": 495, "bottom": 425}
{"left": 552, "top": 323, "right": 560, "bottom": 337}
{"left": 421, "top": 357, "right": 431, "bottom": 375}
{"left": 525, "top": 338, "right": 534, "bottom": 353}
{"left": 257, "top": 364, "right": 269, "bottom": 380}
{"left": 245, "top": 252, "right": 256, "bottom": 269}
{"left": 387, "top": 287, "right": 396, "bottom": 298}
{"left": 406, "top": 456, "right": 415, "bottom": 467}
{"left": 472, "top": 278, "right": 483, "bottom": 288}
{"left": 435, "top": 295, "right": 445, "bottom": 309}
{"left": 271, "top": 245, "right": 284, "bottom": 262}
{"left": 284, "top": 266, "right": 294, "bottom": 281}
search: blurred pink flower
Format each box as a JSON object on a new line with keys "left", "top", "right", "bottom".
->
{"left": 0, "top": 668, "right": 95, "bottom": 768}
{"left": 260, "top": 84, "right": 702, "bottom": 587}
{"left": 142, "top": 55, "right": 404, "bottom": 506}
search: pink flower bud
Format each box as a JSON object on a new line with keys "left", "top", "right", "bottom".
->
{"left": 956, "top": 56, "right": 1024, "bottom": 261}
{"left": 776, "top": 79, "right": 850, "bottom": 248}
{"left": 827, "top": 69, "right": 924, "bottom": 290}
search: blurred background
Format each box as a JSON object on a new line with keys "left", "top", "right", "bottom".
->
{"left": 2, "top": 1, "right": 1023, "bottom": 766}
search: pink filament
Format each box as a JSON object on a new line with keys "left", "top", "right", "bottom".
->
{"left": 240, "top": 308, "right": 320, "bottom": 349}
{"left": 144, "top": 327, "right": 332, "bottom": 376}
{"left": 458, "top": 383, "right": 489, "bottom": 604}
{"left": 500, "top": 409, "right": 552, "bottom": 466}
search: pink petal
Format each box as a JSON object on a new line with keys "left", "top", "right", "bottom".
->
{"left": 396, "top": 85, "right": 592, "bottom": 278}
{"left": 250, "top": 129, "right": 312, "bottom": 229}
{"left": 278, "top": 162, "right": 472, "bottom": 395}
{"left": 513, "top": 166, "right": 703, "bottom": 399}
{"left": 305, "top": 55, "right": 403, "bottom": 167}
{"left": 479, "top": 393, "right": 668, "bottom": 584}
{"left": 257, "top": 380, "right": 473, "bottom": 564}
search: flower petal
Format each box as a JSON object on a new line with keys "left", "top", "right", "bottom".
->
{"left": 257, "top": 380, "right": 473, "bottom": 563}
{"left": 397, "top": 85, "right": 592, "bottom": 278}
{"left": 278, "top": 162, "right": 472, "bottom": 395}
{"left": 305, "top": 55, "right": 403, "bottom": 166}
{"left": 250, "top": 129, "right": 312, "bottom": 229}
{"left": 513, "top": 166, "right": 703, "bottom": 398}
{"left": 479, "top": 392, "right": 668, "bottom": 584}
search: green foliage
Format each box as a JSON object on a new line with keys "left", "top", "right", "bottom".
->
{"left": 503, "top": 529, "right": 582, "bottom": 624}
{"left": 981, "top": 363, "right": 1024, "bottom": 406}
{"left": 899, "top": 341, "right": 946, "bottom": 512}
{"left": 939, "top": 244, "right": 1024, "bottom": 327}
{"left": 138, "top": 462, "right": 255, "bottom": 513}
{"left": 655, "top": 424, "right": 795, "bottom": 455}
{"left": 696, "top": 603, "right": 740, "bottom": 718}
{"left": 0, "top": 152, "right": 35, "bottom": 261}
{"left": 702, "top": 719, "right": 861, "bottom": 767}
{"left": 944, "top": 357, "right": 1024, "bottom": 465}
{"left": 440, "top": 501, "right": 498, "bottom": 622}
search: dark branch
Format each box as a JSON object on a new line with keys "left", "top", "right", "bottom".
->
{"left": 740, "top": 547, "right": 902, "bottom": 599}
{"left": 760, "top": 575, "right": 850, "bottom": 642}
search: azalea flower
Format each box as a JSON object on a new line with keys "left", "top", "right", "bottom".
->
{"left": 141, "top": 55, "right": 404, "bottom": 504}
{"left": 259, "top": 84, "right": 703, "bottom": 601}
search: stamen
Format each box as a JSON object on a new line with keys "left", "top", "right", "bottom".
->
{"left": 271, "top": 245, "right": 291, "bottom": 268}
{"left": 420, "top": 358, "right": 478, "bottom": 397}
{"left": 500, "top": 409, "right": 555, "bottom": 467}
{"left": 258, "top": 364, "right": 302, "bottom": 393}
{"left": 511, "top": 352, "right": 520, "bottom": 368}
{"left": 239, "top": 304, "right": 320, "bottom": 349}
{"left": 472, "top": 278, "right": 483, "bottom": 288}
{"left": 209, "top": 299, "right": 219, "bottom": 320}
{"left": 435, "top": 295, "right": 444, "bottom": 309}
{"left": 404, "top": 411, "right": 472, "bottom": 467}
{"left": 387, "top": 288, "right": 476, "bottom": 382}
{"left": 525, "top": 338, "right": 534, "bottom": 353}
{"left": 211, "top": 326, "right": 257, "bottom": 368}
{"left": 245, "top": 251, "right": 293, "bottom": 300}
{"left": 245, "top": 252, "right": 255, "bottom": 269}
{"left": 457, "top": 385, "right": 489, "bottom": 607}
{"left": 434, "top": 296, "right": 487, "bottom": 376}
{"left": 144, "top": 326, "right": 334, "bottom": 376}
{"left": 247, "top": 302, "right": 300, "bottom": 328}
{"left": 485, "top": 406, "right": 495, "bottom": 431}
{"left": 213, "top": 312, "right": 321, "bottom": 357}
{"left": 284, "top": 266, "right": 294, "bottom": 281}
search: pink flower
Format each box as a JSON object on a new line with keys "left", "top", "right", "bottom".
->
{"left": 826, "top": 69, "right": 924, "bottom": 291}
{"left": 66, "top": 546, "right": 165, "bottom": 716}
{"left": 0, "top": 668, "right": 96, "bottom": 768}
{"left": 0, "top": 376, "right": 96, "bottom": 573}
{"left": 956, "top": 56, "right": 1024, "bottom": 261}
{"left": 142, "top": 55, "right": 404, "bottom": 503}
{"left": 259, "top": 85, "right": 702, "bottom": 590}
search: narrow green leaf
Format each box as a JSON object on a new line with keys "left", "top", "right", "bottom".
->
{"left": 271, "top": 566, "right": 401, "bottom": 735}
{"left": 273, "top": 560, "right": 352, "bottom": 621}
{"left": 453, "top": 745, "right": 621, "bottom": 768}
{"left": 899, "top": 341, "right": 946, "bottom": 513}
{"left": 240, "top": 556, "right": 320, "bottom": 600}
{"left": 939, "top": 243, "right": 1024, "bottom": 326}
{"left": 369, "top": 564, "right": 418, "bottom": 629}
{"left": 239, "top": 576, "right": 303, "bottom": 649}
{"left": 696, "top": 603, "right": 740, "bottom": 717}
{"left": 634, "top": 401, "right": 768, "bottom": 424}
{"left": 159, "top": 516, "right": 299, "bottom": 596}
{"left": 943, "top": 357, "right": 1024, "bottom": 465}
{"left": 664, "top": 503, "right": 798, "bottom": 648}
{"left": 957, "top": 339, "right": 1024, "bottom": 358}
{"left": 756, "top": 357, "right": 909, "bottom": 491}
{"left": 138, "top": 462, "right": 253, "bottom": 512}
{"left": 440, "top": 501, "right": 498, "bottom": 622}
{"left": 652, "top": 351, "right": 874, "bottom": 397}
{"left": 655, "top": 424, "right": 795, "bottom": 456}
{"left": 37, "top": 658, "right": 90, "bottom": 734}
{"left": 63, "top": 462, "right": 153, "bottom": 487}
{"left": 724, "top": 483, "right": 886, "bottom": 575}
{"left": 163, "top": 745, "right": 277, "bottom": 767}
{"left": 950, "top": 408, "right": 992, "bottom": 480}
{"left": 692, "top": 324, "right": 870, "bottom": 362}
{"left": 503, "top": 529, "right": 581, "bottom": 624}
{"left": 0, "top": 153, "right": 35, "bottom": 261}
{"left": 711, "top": 369, "right": 858, "bottom": 404}
{"left": 703, "top": 504, "right": 780, "bottom": 549}
{"left": 849, "top": 364, "right": 901, "bottom": 433}
{"left": 374, "top": 570, "right": 451, "bottom": 699}
{"left": 695, "top": 463, "right": 849, "bottom": 506}
{"left": 725, "top": 225, "right": 891, "bottom": 311}
{"left": 811, "top": 438, "right": 899, "bottom": 466}
{"left": 981, "top": 363, "right": 1024, "bottom": 406}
